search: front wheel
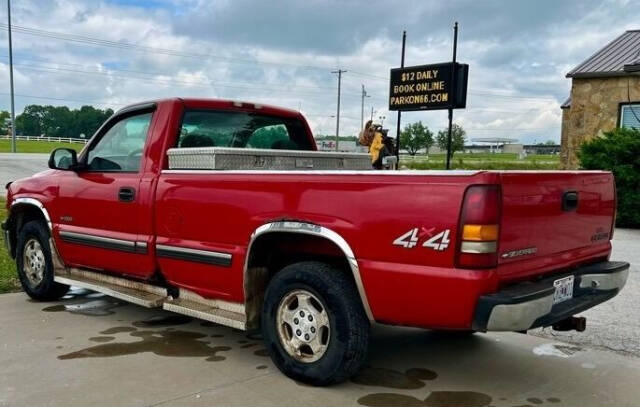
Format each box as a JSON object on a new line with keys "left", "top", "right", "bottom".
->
{"left": 16, "top": 220, "right": 69, "bottom": 301}
{"left": 261, "top": 261, "right": 370, "bottom": 386}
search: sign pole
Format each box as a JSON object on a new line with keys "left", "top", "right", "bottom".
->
{"left": 395, "top": 30, "right": 406, "bottom": 164}
{"left": 445, "top": 22, "right": 458, "bottom": 170}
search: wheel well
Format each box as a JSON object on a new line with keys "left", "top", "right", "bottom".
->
{"left": 244, "top": 232, "right": 355, "bottom": 329}
{"left": 6, "top": 203, "right": 48, "bottom": 258}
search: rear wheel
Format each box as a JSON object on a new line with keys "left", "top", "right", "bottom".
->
{"left": 16, "top": 220, "right": 69, "bottom": 301}
{"left": 261, "top": 261, "right": 370, "bottom": 386}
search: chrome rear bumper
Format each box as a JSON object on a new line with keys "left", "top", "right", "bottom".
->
{"left": 473, "top": 261, "right": 629, "bottom": 332}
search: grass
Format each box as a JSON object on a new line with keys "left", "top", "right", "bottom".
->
{"left": 0, "top": 139, "right": 84, "bottom": 154}
{"left": 0, "top": 197, "right": 20, "bottom": 293}
{"left": 401, "top": 152, "right": 560, "bottom": 170}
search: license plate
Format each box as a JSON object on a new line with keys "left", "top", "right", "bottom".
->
{"left": 553, "top": 276, "right": 574, "bottom": 304}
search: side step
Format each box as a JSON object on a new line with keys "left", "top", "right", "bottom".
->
{"left": 53, "top": 268, "right": 247, "bottom": 330}
{"left": 54, "top": 268, "right": 168, "bottom": 308}
{"left": 163, "top": 288, "right": 246, "bottom": 330}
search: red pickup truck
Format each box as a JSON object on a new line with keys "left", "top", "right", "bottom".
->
{"left": 2, "top": 98, "right": 629, "bottom": 385}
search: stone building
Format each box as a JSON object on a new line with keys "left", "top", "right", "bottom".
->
{"left": 560, "top": 30, "right": 640, "bottom": 169}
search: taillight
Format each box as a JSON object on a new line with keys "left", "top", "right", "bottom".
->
{"left": 456, "top": 185, "right": 501, "bottom": 268}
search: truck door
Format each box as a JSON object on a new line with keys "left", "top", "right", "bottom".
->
{"left": 54, "top": 105, "right": 157, "bottom": 279}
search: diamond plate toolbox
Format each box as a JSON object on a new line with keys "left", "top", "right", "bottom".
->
{"left": 167, "top": 147, "right": 372, "bottom": 170}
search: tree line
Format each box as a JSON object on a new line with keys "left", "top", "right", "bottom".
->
{"left": 0, "top": 105, "right": 114, "bottom": 139}
{"left": 400, "top": 121, "right": 467, "bottom": 155}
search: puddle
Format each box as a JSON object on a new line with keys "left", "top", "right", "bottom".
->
{"left": 254, "top": 348, "right": 270, "bottom": 357}
{"left": 358, "top": 391, "right": 492, "bottom": 407}
{"left": 132, "top": 315, "right": 193, "bottom": 327}
{"left": 89, "top": 336, "right": 115, "bottom": 343}
{"left": 100, "top": 327, "right": 137, "bottom": 335}
{"left": 240, "top": 343, "right": 257, "bottom": 349}
{"left": 352, "top": 367, "right": 437, "bottom": 389}
{"left": 58, "top": 329, "right": 231, "bottom": 361}
{"left": 533, "top": 343, "right": 583, "bottom": 358}
{"left": 42, "top": 298, "right": 123, "bottom": 316}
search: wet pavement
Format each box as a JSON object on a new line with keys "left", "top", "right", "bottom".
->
{"left": 1, "top": 288, "right": 639, "bottom": 406}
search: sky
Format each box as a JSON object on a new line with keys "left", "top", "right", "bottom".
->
{"left": 0, "top": 0, "right": 638, "bottom": 143}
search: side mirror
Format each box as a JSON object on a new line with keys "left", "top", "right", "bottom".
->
{"left": 49, "top": 148, "right": 78, "bottom": 170}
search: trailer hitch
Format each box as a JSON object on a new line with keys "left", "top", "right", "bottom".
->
{"left": 552, "top": 316, "right": 586, "bottom": 332}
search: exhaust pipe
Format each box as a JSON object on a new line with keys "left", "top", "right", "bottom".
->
{"left": 552, "top": 316, "right": 586, "bottom": 332}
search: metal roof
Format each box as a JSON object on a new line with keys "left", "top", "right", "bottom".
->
{"left": 566, "top": 30, "right": 640, "bottom": 78}
{"left": 471, "top": 137, "right": 519, "bottom": 143}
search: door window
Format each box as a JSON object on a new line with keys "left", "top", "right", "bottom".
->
{"left": 86, "top": 112, "right": 153, "bottom": 172}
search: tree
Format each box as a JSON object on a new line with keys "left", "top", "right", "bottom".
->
{"left": 578, "top": 127, "right": 640, "bottom": 228}
{"left": 0, "top": 110, "right": 9, "bottom": 134}
{"left": 436, "top": 124, "right": 466, "bottom": 155}
{"left": 399, "top": 121, "right": 433, "bottom": 155}
{"left": 15, "top": 104, "right": 113, "bottom": 138}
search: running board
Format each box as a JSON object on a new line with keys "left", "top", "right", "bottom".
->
{"left": 53, "top": 268, "right": 247, "bottom": 330}
{"left": 163, "top": 288, "right": 246, "bottom": 330}
{"left": 54, "top": 268, "right": 168, "bottom": 308}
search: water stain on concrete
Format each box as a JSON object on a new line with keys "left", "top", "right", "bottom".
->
{"left": 526, "top": 398, "right": 543, "bottom": 405}
{"left": 89, "top": 336, "right": 115, "bottom": 343}
{"left": 254, "top": 348, "right": 270, "bottom": 357}
{"left": 256, "top": 365, "right": 268, "bottom": 370}
{"left": 240, "top": 343, "right": 257, "bottom": 349}
{"left": 546, "top": 398, "right": 561, "bottom": 403}
{"left": 42, "top": 298, "right": 123, "bottom": 316}
{"left": 100, "top": 326, "right": 137, "bottom": 335}
{"left": 352, "top": 367, "right": 437, "bottom": 389}
{"left": 246, "top": 332, "right": 263, "bottom": 341}
{"left": 58, "top": 329, "right": 231, "bottom": 362}
{"left": 132, "top": 315, "right": 193, "bottom": 327}
{"left": 358, "top": 391, "right": 492, "bottom": 407}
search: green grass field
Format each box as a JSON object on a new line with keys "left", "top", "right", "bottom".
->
{"left": 401, "top": 152, "right": 560, "bottom": 170}
{"left": 0, "top": 198, "right": 20, "bottom": 293}
{"left": 0, "top": 139, "right": 84, "bottom": 154}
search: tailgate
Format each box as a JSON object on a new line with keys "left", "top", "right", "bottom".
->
{"left": 497, "top": 171, "right": 615, "bottom": 282}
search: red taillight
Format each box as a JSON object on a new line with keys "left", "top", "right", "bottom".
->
{"left": 456, "top": 185, "right": 501, "bottom": 269}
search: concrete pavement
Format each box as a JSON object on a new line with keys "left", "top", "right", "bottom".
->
{"left": 0, "top": 289, "right": 639, "bottom": 407}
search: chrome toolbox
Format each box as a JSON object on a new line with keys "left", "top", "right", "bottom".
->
{"left": 167, "top": 147, "right": 372, "bottom": 170}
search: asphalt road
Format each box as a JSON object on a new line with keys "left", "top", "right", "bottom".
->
{"left": 0, "top": 290, "right": 639, "bottom": 407}
{"left": 0, "top": 153, "right": 49, "bottom": 196}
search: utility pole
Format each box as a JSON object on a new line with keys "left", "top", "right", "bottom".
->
{"left": 7, "top": 0, "right": 16, "bottom": 153}
{"left": 360, "top": 84, "right": 369, "bottom": 132}
{"left": 332, "top": 69, "right": 346, "bottom": 151}
{"left": 445, "top": 22, "right": 459, "bottom": 170}
{"left": 370, "top": 107, "right": 376, "bottom": 121}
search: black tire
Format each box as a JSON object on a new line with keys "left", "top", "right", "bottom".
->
{"left": 261, "top": 261, "right": 370, "bottom": 386}
{"left": 16, "top": 220, "right": 69, "bottom": 301}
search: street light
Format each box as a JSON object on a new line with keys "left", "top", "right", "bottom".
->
{"left": 379, "top": 115, "right": 386, "bottom": 127}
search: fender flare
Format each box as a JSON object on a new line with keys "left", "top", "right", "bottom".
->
{"left": 9, "top": 197, "right": 53, "bottom": 232}
{"left": 243, "top": 221, "right": 374, "bottom": 321}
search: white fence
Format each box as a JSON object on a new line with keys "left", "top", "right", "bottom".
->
{"left": 0, "top": 135, "right": 88, "bottom": 144}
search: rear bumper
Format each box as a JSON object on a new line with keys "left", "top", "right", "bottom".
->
{"left": 473, "top": 261, "right": 630, "bottom": 331}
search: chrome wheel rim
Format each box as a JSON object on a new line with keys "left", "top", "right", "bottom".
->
{"left": 23, "top": 238, "right": 46, "bottom": 287}
{"left": 276, "top": 289, "right": 330, "bottom": 363}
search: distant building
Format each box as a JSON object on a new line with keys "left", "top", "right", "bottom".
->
{"left": 561, "top": 30, "right": 640, "bottom": 169}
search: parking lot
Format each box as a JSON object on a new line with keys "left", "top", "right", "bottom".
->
{"left": 1, "top": 290, "right": 639, "bottom": 407}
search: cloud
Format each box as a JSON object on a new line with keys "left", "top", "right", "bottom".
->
{"left": 0, "top": 0, "right": 637, "bottom": 144}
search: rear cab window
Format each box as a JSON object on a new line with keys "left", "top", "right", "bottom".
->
{"left": 176, "top": 110, "right": 312, "bottom": 151}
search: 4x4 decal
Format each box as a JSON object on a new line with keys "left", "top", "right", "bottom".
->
{"left": 393, "top": 227, "right": 451, "bottom": 251}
